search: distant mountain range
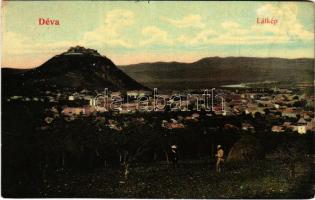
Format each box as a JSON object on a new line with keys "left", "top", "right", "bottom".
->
{"left": 119, "top": 57, "right": 314, "bottom": 90}
{"left": 2, "top": 46, "right": 147, "bottom": 95}
{"left": 2, "top": 48, "right": 314, "bottom": 94}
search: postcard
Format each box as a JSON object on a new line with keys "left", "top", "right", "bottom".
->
{"left": 1, "top": 0, "right": 314, "bottom": 198}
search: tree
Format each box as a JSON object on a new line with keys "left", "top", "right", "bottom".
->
{"left": 272, "top": 136, "right": 308, "bottom": 179}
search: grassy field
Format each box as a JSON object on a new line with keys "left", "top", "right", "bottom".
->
{"left": 38, "top": 158, "right": 314, "bottom": 198}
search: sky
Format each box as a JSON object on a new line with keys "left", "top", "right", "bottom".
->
{"left": 1, "top": 1, "right": 314, "bottom": 68}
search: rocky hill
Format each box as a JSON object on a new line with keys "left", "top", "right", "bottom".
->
{"left": 2, "top": 46, "right": 148, "bottom": 95}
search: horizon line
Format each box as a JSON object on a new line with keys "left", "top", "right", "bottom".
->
{"left": 2, "top": 55, "right": 314, "bottom": 70}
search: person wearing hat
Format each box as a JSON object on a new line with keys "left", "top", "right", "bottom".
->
{"left": 215, "top": 144, "right": 224, "bottom": 173}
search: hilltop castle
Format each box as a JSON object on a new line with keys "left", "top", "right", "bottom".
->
{"left": 63, "top": 46, "right": 101, "bottom": 56}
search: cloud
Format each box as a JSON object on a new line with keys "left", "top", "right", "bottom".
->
{"left": 254, "top": 3, "right": 313, "bottom": 41}
{"left": 162, "top": 14, "right": 205, "bottom": 29}
{"left": 178, "top": 29, "right": 218, "bottom": 45}
{"left": 222, "top": 21, "right": 240, "bottom": 30}
{"left": 256, "top": 4, "right": 278, "bottom": 17}
{"left": 2, "top": 32, "right": 33, "bottom": 66}
{"left": 2, "top": 31, "right": 81, "bottom": 55}
{"left": 82, "top": 9, "right": 135, "bottom": 48}
{"left": 2, "top": 31, "right": 83, "bottom": 67}
{"left": 104, "top": 9, "right": 135, "bottom": 27}
{"left": 2, "top": 9, "right": 136, "bottom": 67}
{"left": 140, "top": 26, "right": 173, "bottom": 46}
{"left": 2, "top": 3, "right": 313, "bottom": 67}
{"left": 177, "top": 3, "right": 313, "bottom": 46}
{"left": 2, "top": 32, "right": 30, "bottom": 55}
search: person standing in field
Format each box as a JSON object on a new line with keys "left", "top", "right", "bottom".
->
{"left": 170, "top": 144, "right": 178, "bottom": 169}
{"left": 215, "top": 145, "right": 224, "bottom": 173}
